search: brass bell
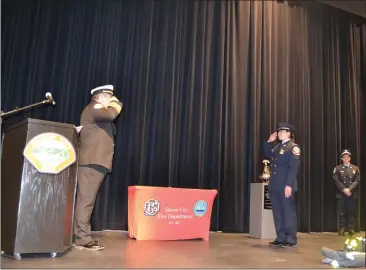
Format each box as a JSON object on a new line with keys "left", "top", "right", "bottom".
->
{"left": 259, "top": 159, "right": 271, "bottom": 182}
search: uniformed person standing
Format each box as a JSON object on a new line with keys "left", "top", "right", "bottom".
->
{"left": 333, "top": 150, "right": 360, "bottom": 236}
{"left": 263, "top": 122, "right": 301, "bottom": 247}
{"left": 73, "top": 85, "right": 123, "bottom": 250}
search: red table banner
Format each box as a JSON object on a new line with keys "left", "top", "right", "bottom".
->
{"left": 128, "top": 186, "right": 218, "bottom": 241}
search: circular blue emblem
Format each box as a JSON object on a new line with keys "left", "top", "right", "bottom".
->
{"left": 193, "top": 200, "right": 208, "bottom": 217}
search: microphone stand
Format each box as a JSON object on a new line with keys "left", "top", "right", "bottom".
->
{"left": 1, "top": 96, "right": 54, "bottom": 152}
{"left": 1, "top": 99, "right": 53, "bottom": 118}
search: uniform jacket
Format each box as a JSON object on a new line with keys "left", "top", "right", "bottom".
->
{"left": 263, "top": 140, "right": 301, "bottom": 192}
{"left": 78, "top": 100, "right": 122, "bottom": 170}
{"left": 333, "top": 163, "right": 360, "bottom": 198}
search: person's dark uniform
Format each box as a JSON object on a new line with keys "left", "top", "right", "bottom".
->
{"left": 263, "top": 122, "right": 300, "bottom": 247}
{"left": 73, "top": 85, "right": 122, "bottom": 250}
{"left": 333, "top": 149, "right": 360, "bottom": 236}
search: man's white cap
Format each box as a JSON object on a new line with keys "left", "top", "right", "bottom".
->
{"left": 91, "top": 85, "right": 114, "bottom": 96}
{"left": 340, "top": 149, "right": 352, "bottom": 157}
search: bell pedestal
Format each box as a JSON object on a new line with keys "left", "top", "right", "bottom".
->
{"left": 249, "top": 182, "right": 276, "bottom": 239}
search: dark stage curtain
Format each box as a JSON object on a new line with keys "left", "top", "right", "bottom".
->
{"left": 2, "top": 0, "right": 365, "bottom": 233}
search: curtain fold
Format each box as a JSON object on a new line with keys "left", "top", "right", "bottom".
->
{"left": 1, "top": 0, "right": 365, "bottom": 232}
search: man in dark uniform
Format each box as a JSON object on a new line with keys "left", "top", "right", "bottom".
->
{"left": 73, "top": 85, "right": 123, "bottom": 250}
{"left": 333, "top": 149, "right": 360, "bottom": 236}
{"left": 263, "top": 122, "right": 300, "bottom": 247}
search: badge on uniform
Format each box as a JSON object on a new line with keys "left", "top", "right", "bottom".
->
{"left": 280, "top": 149, "right": 284, "bottom": 154}
{"left": 292, "top": 146, "right": 300, "bottom": 156}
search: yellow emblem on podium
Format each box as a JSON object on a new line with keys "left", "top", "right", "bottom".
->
{"left": 23, "top": 132, "right": 76, "bottom": 174}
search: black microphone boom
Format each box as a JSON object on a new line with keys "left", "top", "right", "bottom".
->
{"left": 1, "top": 92, "right": 56, "bottom": 118}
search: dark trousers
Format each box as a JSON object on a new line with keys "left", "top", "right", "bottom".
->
{"left": 269, "top": 190, "right": 297, "bottom": 244}
{"left": 73, "top": 165, "right": 108, "bottom": 245}
{"left": 336, "top": 196, "right": 356, "bottom": 232}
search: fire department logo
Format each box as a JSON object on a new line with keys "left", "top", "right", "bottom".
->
{"left": 23, "top": 132, "right": 76, "bottom": 174}
{"left": 144, "top": 199, "right": 160, "bottom": 216}
{"left": 193, "top": 200, "right": 208, "bottom": 217}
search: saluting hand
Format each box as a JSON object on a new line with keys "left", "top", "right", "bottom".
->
{"left": 110, "top": 96, "right": 119, "bottom": 102}
{"left": 285, "top": 186, "right": 292, "bottom": 198}
{"left": 268, "top": 132, "right": 277, "bottom": 142}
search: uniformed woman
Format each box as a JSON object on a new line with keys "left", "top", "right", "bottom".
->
{"left": 263, "top": 122, "right": 301, "bottom": 247}
{"left": 333, "top": 150, "right": 360, "bottom": 236}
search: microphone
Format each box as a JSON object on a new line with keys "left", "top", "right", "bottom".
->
{"left": 45, "top": 92, "right": 56, "bottom": 105}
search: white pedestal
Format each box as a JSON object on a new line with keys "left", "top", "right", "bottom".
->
{"left": 249, "top": 182, "right": 276, "bottom": 239}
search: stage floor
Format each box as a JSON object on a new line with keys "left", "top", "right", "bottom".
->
{"left": 1, "top": 231, "right": 355, "bottom": 268}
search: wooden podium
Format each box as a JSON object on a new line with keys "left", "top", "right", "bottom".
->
{"left": 249, "top": 182, "right": 276, "bottom": 239}
{"left": 1, "top": 118, "right": 79, "bottom": 260}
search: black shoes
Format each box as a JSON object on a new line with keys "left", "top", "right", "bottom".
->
{"left": 339, "top": 229, "right": 348, "bottom": 236}
{"left": 338, "top": 229, "right": 355, "bottom": 236}
{"left": 281, "top": 241, "right": 297, "bottom": 248}
{"left": 269, "top": 240, "right": 297, "bottom": 248}
{"left": 269, "top": 240, "right": 283, "bottom": 246}
{"left": 74, "top": 240, "right": 105, "bottom": 251}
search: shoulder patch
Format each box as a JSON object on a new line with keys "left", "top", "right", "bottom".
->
{"left": 292, "top": 146, "right": 300, "bottom": 156}
{"left": 94, "top": 103, "right": 104, "bottom": 109}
